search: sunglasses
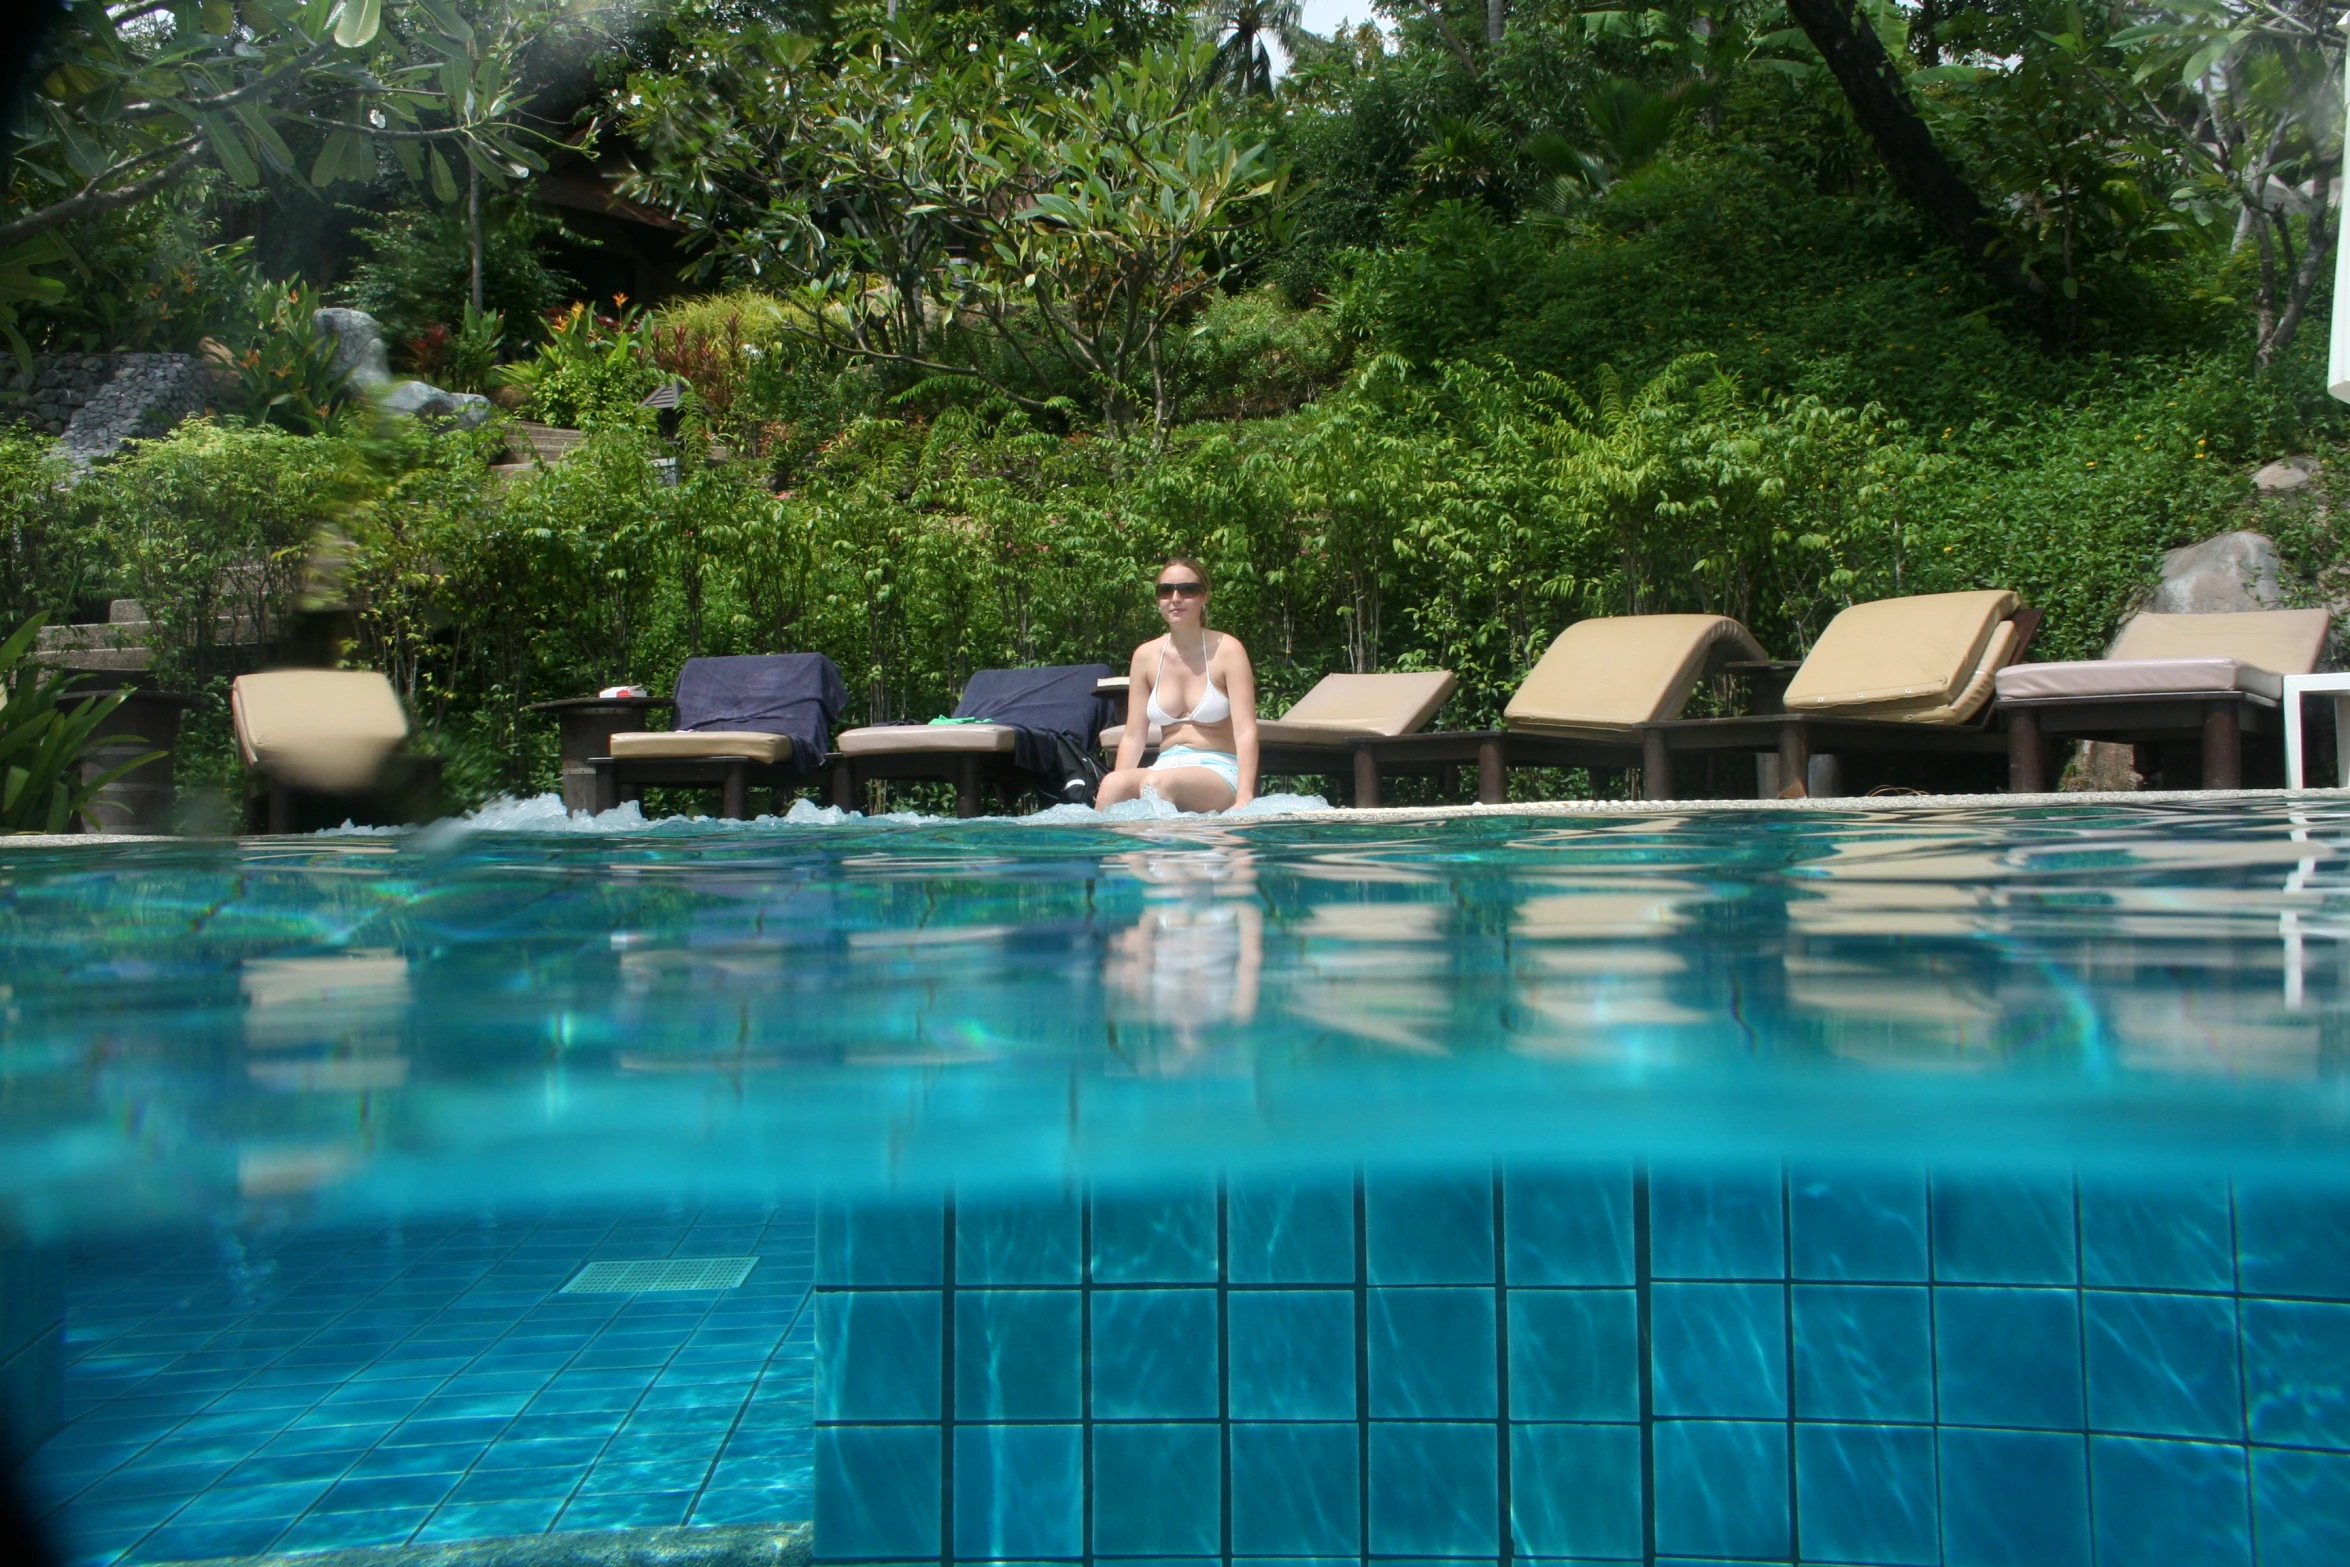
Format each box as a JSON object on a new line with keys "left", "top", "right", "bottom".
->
{"left": 1155, "top": 580, "right": 1206, "bottom": 600}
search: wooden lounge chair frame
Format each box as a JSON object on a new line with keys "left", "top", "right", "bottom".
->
{"left": 827, "top": 747, "right": 1032, "bottom": 820}
{"left": 591, "top": 751, "right": 802, "bottom": 820}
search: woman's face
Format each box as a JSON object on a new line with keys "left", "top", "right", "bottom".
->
{"left": 1155, "top": 566, "right": 1207, "bottom": 629}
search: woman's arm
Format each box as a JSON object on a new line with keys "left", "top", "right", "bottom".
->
{"left": 1113, "top": 645, "right": 1152, "bottom": 773}
{"left": 1224, "top": 637, "right": 1259, "bottom": 807}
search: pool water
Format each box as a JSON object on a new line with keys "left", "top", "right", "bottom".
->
{"left": 4, "top": 798, "right": 2350, "bottom": 1565}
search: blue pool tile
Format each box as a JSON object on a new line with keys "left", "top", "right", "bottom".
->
{"left": 1092, "top": 1424, "right": 1221, "bottom": 1555}
{"left": 1936, "top": 1288, "right": 2083, "bottom": 1430}
{"left": 579, "top": 1459, "right": 711, "bottom": 1495}
{"left": 1652, "top": 1419, "right": 1787, "bottom": 1560}
{"left": 956, "top": 1195, "right": 1082, "bottom": 1286}
{"left": 1651, "top": 1168, "right": 1784, "bottom": 1281}
{"left": 818, "top": 1200, "right": 944, "bottom": 1286}
{"left": 1090, "top": 1189, "right": 1218, "bottom": 1284}
{"left": 270, "top": 1505, "right": 433, "bottom": 1552}
{"left": 342, "top": 1441, "right": 484, "bottom": 1478}
{"left": 693, "top": 1487, "right": 813, "bottom": 1526}
{"left": 2079, "top": 1181, "right": 2234, "bottom": 1291}
{"left": 171, "top": 1478, "right": 331, "bottom": 1523}
{"left": 1651, "top": 1283, "right": 1785, "bottom": 1419}
{"left": 446, "top": 1466, "right": 579, "bottom": 1504}
{"left": 1507, "top": 1290, "right": 1636, "bottom": 1421}
{"left": 1791, "top": 1169, "right": 1928, "bottom": 1282}
{"left": 1368, "top": 1422, "right": 1498, "bottom": 1555}
{"left": 1227, "top": 1181, "right": 1355, "bottom": 1284}
{"left": 955, "top": 1290, "right": 1080, "bottom": 1422}
{"left": 1502, "top": 1167, "right": 1633, "bottom": 1285}
{"left": 814, "top": 1427, "right": 938, "bottom": 1558}
{"left": 1228, "top": 1291, "right": 1355, "bottom": 1420}
{"left": 2243, "top": 1298, "right": 2350, "bottom": 1446}
{"left": 311, "top": 1472, "right": 461, "bottom": 1513}
{"left": 2090, "top": 1436, "right": 2249, "bottom": 1567}
{"left": 220, "top": 1448, "right": 357, "bottom": 1486}
{"left": 2253, "top": 1446, "right": 2350, "bottom": 1567}
{"left": 2237, "top": 1186, "right": 2350, "bottom": 1300}
{"left": 129, "top": 1518, "right": 291, "bottom": 1561}
{"left": 1939, "top": 1427, "right": 2088, "bottom": 1567}
{"left": 1793, "top": 1284, "right": 1931, "bottom": 1422}
{"left": 814, "top": 1291, "right": 939, "bottom": 1422}
{"left": 414, "top": 1498, "right": 566, "bottom": 1540}
{"left": 1366, "top": 1172, "right": 1494, "bottom": 1285}
{"left": 1795, "top": 1422, "right": 1936, "bottom": 1566}
{"left": 78, "top": 1462, "right": 231, "bottom": 1503}
{"left": 1369, "top": 1288, "right": 1497, "bottom": 1418}
{"left": 1509, "top": 1423, "right": 1639, "bottom": 1558}
{"left": 2084, "top": 1291, "right": 2240, "bottom": 1440}
{"left": 1091, "top": 1289, "right": 1217, "bottom": 1420}
{"left": 557, "top": 1490, "right": 696, "bottom": 1529}
{"left": 1932, "top": 1176, "right": 2077, "bottom": 1285}
{"left": 1231, "top": 1425, "right": 1359, "bottom": 1556}
{"left": 953, "top": 1424, "right": 1082, "bottom": 1560}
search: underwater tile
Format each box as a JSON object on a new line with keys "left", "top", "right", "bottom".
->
{"left": 955, "top": 1194, "right": 1082, "bottom": 1287}
{"left": 1090, "top": 1289, "right": 1217, "bottom": 1420}
{"left": 1502, "top": 1166, "right": 1634, "bottom": 1285}
{"left": 1790, "top": 1168, "right": 1928, "bottom": 1282}
{"left": 1090, "top": 1188, "right": 1219, "bottom": 1284}
{"left": 1091, "top": 1423, "right": 1221, "bottom": 1556}
{"left": 2079, "top": 1181, "right": 2234, "bottom": 1292}
{"left": 1931, "top": 1176, "right": 2077, "bottom": 1285}
{"left": 1227, "top": 1180, "right": 1356, "bottom": 1285}
{"left": 1938, "top": 1427, "right": 2088, "bottom": 1567}
{"left": 2083, "top": 1291, "right": 2240, "bottom": 1440}
{"left": 1506, "top": 1289, "right": 1637, "bottom": 1422}
{"left": 414, "top": 1498, "right": 566, "bottom": 1540}
{"left": 1650, "top": 1168, "right": 1784, "bottom": 1281}
{"left": 1651, "top": 1419, "right": 1787, "bottom": 1560}
{"left": 813, "top": 1426, "right": 939, "bottom": 1559}
{"left": 1367, "top": 1422, "right": 1498, "bottom": 1555}
{"left": 1368, "top": 1288, "right": 1497, "bottom": 1419}
{"left": 269, "top": 1505, "right": 433, "bottom": 1553}
{"left": 1365, "top": 1171, "right": 1495, "bottom": 1285}
{"left": 2252, "top": 1446, "right": 2350, "bottom": 1567}
{"left": 310, "top": 1472, "right": 460, "bottom": 1513}
{"left": 445, "top": 1465, "right": 579, "bottom": 1504}
{"left": 1651, "top": 1283, "right": 1785, "bottom": 1419}
{"left": 1792, "top": 1283, "right": 1931, "bottom": 1423}
{"left": 2242, "top": 1299, "right": 2350, "bottom": 1447}
{"left": 1508, "top": 1422, "right": 1640, "bottom": 1558}
{"left": 1795, "top": 1422, "right": 1936, "bottom": 1567}
{"left": 954, "top": 1290, "right": 1080, "bottom": 1422}
{"left": 1230, "top": 1423, "right": 1360, "bottom": 1555}
{"left": 953, "top": 1423, "right": 1082, "bottom": 1560}
{"left": 814, "top": 1291, "right": 940, "bottom": 1423}
{"left": 2089, "top": 1436, "right": 2249, "bottom": 1567}
{"left": 1935, "top": 1288, "right": 2083, "bottom": 1431}
{"left": 2237, "top": 1185, "right": 2350, "bottom": 1300}
{"left": 127, "top": 1519, "right": 293, "bottom": 1560}
{"left": 169, "top": 1478, "right": 330, "bottom": 1525}
{"left": 1228, "top": 1291, "right": 1355, "bottom": 1420}
{"left": 556, "top": 1490, "right": 695, "bottom": 1530}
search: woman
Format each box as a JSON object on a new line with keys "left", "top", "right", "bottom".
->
{"left": 1096, "top": 559, "right": 1259, "bottom": 812}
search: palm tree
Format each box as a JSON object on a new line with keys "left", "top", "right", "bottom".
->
{"left": 1195, "top": 0, "right": 1307, "bottom": 99}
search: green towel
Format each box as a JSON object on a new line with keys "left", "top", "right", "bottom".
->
{"left": 927, "top": 715, "right": 994, "bottom": 725}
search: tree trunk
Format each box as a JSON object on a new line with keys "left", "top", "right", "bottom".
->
{"left": 1486, "top": 0, "right": 1505, "bottom": 46}
{"left": 1782, "top": 0, "right": 2057, "bottom": 345}
{"left": 467, "top": 163, "right": 485, "bottom": 316}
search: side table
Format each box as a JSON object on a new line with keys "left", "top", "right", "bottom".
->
{"left": 528, "top": 696, "right": 674, "bottom": 813}
{"left": 2283, "top": 673, "right": 2350, "bottom": 789}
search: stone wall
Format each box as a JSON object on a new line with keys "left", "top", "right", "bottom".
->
{"left": 1, "top": 352, "right": 236, "bottom": 466}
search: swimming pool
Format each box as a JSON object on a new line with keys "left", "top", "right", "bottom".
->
{"left": 3, "top": 797, "right": 2349, "bottom": 1565}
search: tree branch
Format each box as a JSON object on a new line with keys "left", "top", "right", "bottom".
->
{"left": 0, "top": 143, "right": 204, "bottom": 246}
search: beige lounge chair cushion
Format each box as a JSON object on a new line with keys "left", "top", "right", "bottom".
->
{"left": 1504, "top": 615, "right": 1766, "bottom": 735}
{"left": 1784, "top": 590, "right": 2016, "bottom": 711}
{"left": 1257, "top": 671, "right": 1457, "bottom": 746}
{"left": 1833, "top": 618, "right": 2022, "bottom": 725}
{"left": 2106, "top": 608, "right": 2330, "bottom": 673}
{"left": 835, "top": 724, "right": 1019, "bottom": 756}
{"left": 1995, "top": 656, "right": 2284, "bottom": 704}
{"left": 609, "top": 730, "right": 794, "bottom": 764}
{"left": 231, "top": 670, "right": 409, "bottom": 793}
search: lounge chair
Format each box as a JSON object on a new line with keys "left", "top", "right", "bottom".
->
{"left": 1103, "top": 671, "right": 1461, "bottom": 805}
{"left": 830, "top": 664, "right": 1116, "bottom": 818}
{"left": 1996, "top": 608, "right": 2331, "bottom": 790}
{"left": 591, "top": 654, "right": 846, "bottom": 818}
{"left": 1636, "top": 591, "right": 2038, "bottom": 798}
{"left": 231, "top": 669, "right": 437, "bottom": 832}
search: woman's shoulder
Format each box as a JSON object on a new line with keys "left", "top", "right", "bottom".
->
{"left": 1128, "top": 637, "right": 1163, "bottom": 674}
{"left": 1211, "top": 630, "right": 1251, "bottom": 663}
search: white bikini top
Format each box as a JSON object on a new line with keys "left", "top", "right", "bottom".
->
{"left": 1147, "top": 636, "right": 1232, "bottom": 726}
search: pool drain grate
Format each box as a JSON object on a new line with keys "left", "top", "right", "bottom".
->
{"left": 561, "top": 1257, "right": 758, "bottom": 1294}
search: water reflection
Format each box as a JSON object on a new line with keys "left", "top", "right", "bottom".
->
{"left": 1103, "top": 839, "right": 1261, "bottom": 1070}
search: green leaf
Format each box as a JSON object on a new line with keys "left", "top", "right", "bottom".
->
{"left": 333, "top": 0, "right": 382, "bottom": 49}
{"left": 428, "top": 144, "right": 458, "bottom": 202}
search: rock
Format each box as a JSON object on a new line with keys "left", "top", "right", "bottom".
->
{"left": 2254, "top": 456, "right": 2320, "bottom": 492}
{"left": 313, "top": 308, "right": 393, "bottom": 390}
{"left": 378, "top": 379, "right": 492, "bottom": 428}
{"left": 57, "top": 353, "right": 231, "bottom": 469}
{"left": 2133, "top": 530, "right": 2286, "bottom": 620}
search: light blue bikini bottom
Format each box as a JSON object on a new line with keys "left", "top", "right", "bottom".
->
{"left": 1149, "top": 746, "right": 1241, "bottom": 796}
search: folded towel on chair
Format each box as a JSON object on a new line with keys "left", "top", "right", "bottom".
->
{"left": 673, "top": 654, "right": 847, "bottom": 770}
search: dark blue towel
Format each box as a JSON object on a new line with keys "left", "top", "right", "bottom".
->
{"left": 674, "top": 654, "right": 847, "bottom": 771}
{"left": 954, "top": 664, "right": 1115, "bottom": 785}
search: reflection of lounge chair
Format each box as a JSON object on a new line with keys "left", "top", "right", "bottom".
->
{"left": 1105, "top": 671, "right": 1460, "bottom": 804}
{"left": 831, "top": 664, "right": 1114, "bottom": 818}
{"left": 1997, "top": 609, "right": 2331, "bottom": 790}
{"left": 231, "top": 670, "right": 435, "bottom": 832}
{"left": 1639, "top": 591, "right": 2037, "bottom": 798}
{"left": 592, "top": 654, "right": 846, "bottom": 819}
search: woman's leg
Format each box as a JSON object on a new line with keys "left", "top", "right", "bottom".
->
{"left": 1132, "top": 766, "right": 1238, "bottom": 812}
{"left": 1095, "top": 767, "right": 1155, "bottom": 807}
